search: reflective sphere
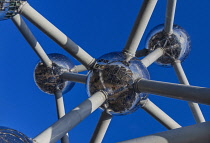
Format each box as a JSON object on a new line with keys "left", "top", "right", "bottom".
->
{"left": 34, "top": 53, "right": 75, "bottom": 95}
{"left": 87, "top": 52, "right": 150, "bottom": 115}
{"left": 0, "top": 126, "right": 32, "bottom": 143}
{"left": 0, "top": 0, "right": 26, "bottom": 21}
{"left": 145, "top": 24, "right": 191, "bottom": 67}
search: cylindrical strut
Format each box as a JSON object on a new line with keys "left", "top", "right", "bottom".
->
{"left": 90, "top": 111, "right": 112, "bottom": 143}
{"left": 134, "top": 79, "right": 210, "bottom": 105}
{"left": 33, "top": 91, "right": 107, "bottom": 143}
{"left": 19, "top": 2, "right": 95, "bottom": 69}
{"left": 54, "top": 91, "right": 69, "bottom": 143}
{"left": 141, "top": 48, "right": 164, "bottom": 67}
{"left": 123, "top": 0, "right": 157, "bottom": 59}
{"left": 12, "top": 14, "right": 52, "bottom": 68}
{"left": 173, "top": 60, "right": 205, "bottom": 123}
{"left": 60, "top": 72, "right": 87, "bottom": 84}
{"left": 140, "top": 99, "right": 181, "bottom": 129}
{"left": 164, "top": 0, "right": 177, "bottom": 34}
{"left": 118, "top": 121, "right": 210, "bottom": 143}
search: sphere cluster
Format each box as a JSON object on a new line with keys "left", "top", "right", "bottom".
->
{"left": 0, "top": 126, "right": 32, "bottom": 143}
{"left": 34, "top": 53, "right": 75, "bottom": 95}
{"left": 146, "top": 24, "right": 191, "bottom": 67}
{"left": 87, "top": 52, "right": 150, "bottom": 115}
{"left": 0, "top": 0, "right": 26, "bottom": 21}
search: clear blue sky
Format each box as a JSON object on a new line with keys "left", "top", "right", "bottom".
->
{"left": 0, "top": 0, "right": 209, "bottom": 142}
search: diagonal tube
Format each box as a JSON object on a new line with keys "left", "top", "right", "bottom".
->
{"left": 90, "top": 111, "right": 112, "bottom": 143}
{"left": 173, "top": 60, "right": 205, "bottom": 123}
{"left": 12, "top": 14, "right": 52, "bottom": 68}
{"left": 134, "top": 79, "right": 210, "bottom": 105}
{"left": 164, "top": 0, "right": 177, "bottom": 34}
{"left": 60, "top": 72, "right": 87, "bottom": 84}
{"left": 33, "top": 91, "right": 107, "bottom": 143}
{"left": 118, "top": 121, "right": 210, "bottom": 143}
{"left": 123, "top": 0, "right": 157, "bottom": 59}
{"left": 70, "top": 65, "right": 88, "bottom": 73}
{"left": 19, "top": 2, "right": 95, "bottom": 69}
{"left": 54, "top": 91, "right": 70, "bottom": 143}
{"left": 141, "top": 48, "right": 164, "bottom": 67}
{"left": 140, "top": 99, "right": 181, "bottom": 129}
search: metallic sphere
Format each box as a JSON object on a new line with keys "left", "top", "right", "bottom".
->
{"left": 87, "top": 52, "right": 150, "bottom": 115}
{"left": 146, "top": 24, "right": 191, "bottom": 67}
{"left": 0, "top": 0, "right": 26, "bottom": 21}
{"left": 34, "top": 53, "right": 75, "bottom": 95}
{"left": 0, "top": 126, "right": 32, "bottom": 143}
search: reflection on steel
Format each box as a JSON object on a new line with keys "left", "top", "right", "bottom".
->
{"left": 34, "top": 53, "right": 75, "bottom": 95}
{"left": 135, "top": 48, "right": 149, "bottom": 57}
{"left": 145, "top": 24, "right": 191, "bottom": 67}
{"left": 0, "top": 127, "right": 32, "bottom": 143}
{"left": 0, "top": 0, "right": 26, "bottom": 21}
{"left": 0, "top": 0, "right": 208, "bottom": 143}
{"left": 87, "top": 52, "right": 149, "bottom": 115}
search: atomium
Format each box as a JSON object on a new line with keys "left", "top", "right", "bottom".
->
{"left": 0, "top": 0, "right": 210, "bottom": 143}
{"left": 0, "top": 0, "right": 26, "bottom": 21}
{"left": 145, "top": 24, "right": 191, "bottom": 67}
{"left": 34, "top": 53, "right": 75, "bottom": 95}
{"left": 87, "top": 52, "right": 150, "bottom": 115}
{"left": 0, "top": 127, "right": 32, "bottom": 143}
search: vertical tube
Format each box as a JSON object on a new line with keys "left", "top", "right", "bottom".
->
{"left": 140, "top": 99, "right": 181, "bottom": 129}
{"left": 123, "top": 0, "right": 157, "bottom": 59}
{"left": 173, "top": 60, "right": 205, "bottom": 123}
{"left": 90, "top": 111, "right": 112, "bottom": 143}
{"left": 19, "top": 3, "right": 95, "bottom": 69}
{"left": 12, "top": 14, "right": 52, "bottom": 67}
{"left": 164, "top": 0, "right": 177, "bottom": 34}
{"left": 54, "top": 91, "right": 70, "bottom": 143}
{"left": 33, "top": 91, "right": 107, "bottom": 143}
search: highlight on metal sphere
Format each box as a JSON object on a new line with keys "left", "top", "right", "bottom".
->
{"left": 34, "top": 53, "right": 75, "bottom": 95}
{"left": 0, "top": 0, "right": 27, "bottom": 21}
{"left": 0, "top": 126, "right": 32, "bottom": 143}
{"left": 145, "top": 24, "right": 191, "bottom": 67}
{"left": 86, "top": 52, "right": 150, "bottom": 115}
